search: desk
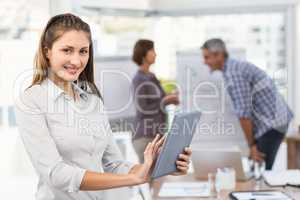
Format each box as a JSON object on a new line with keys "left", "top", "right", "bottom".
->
{"left": 153, "top": 174, "right": 300, "bottom": 200}
{"left": 287, "top": 134, "right": 300, "bottom": 169}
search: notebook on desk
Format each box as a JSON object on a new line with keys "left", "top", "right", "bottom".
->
{"left": 158, "top": 182, "right": 210, "bottom": 197}
{"left": 229, "top": 191, "right": 293, "bottom": 200}
{"left": 263, "top": 170, "right": 300, "bottom": 187}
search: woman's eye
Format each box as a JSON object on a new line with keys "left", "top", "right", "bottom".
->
{"left": 62, "top": 49, "right": 72, "bottom": 54}
{"left": 80, "top": 50, "right": 88, "bottom": 55}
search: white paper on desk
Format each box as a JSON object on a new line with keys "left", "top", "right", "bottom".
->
{"left": 263, "top": 170, "right": 300, "bottom": 186}
{"left": 232, "top": 191, "right": 293, "bottom": 200}
{"left": 158, "top": 182, "right": 210, "bottom": 197}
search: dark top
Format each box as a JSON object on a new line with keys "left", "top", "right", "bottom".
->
{"left": 132, "top": 70, "right": 167, "bottom": 140}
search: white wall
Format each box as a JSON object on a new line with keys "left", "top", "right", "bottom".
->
{"left": 0, "top": 40, "right": 37, "bottom": 106}
{"left": 294, "top": 4, "right": 300, "bottom": 128}
{"left": 94, "top": 56, "right": 136, "bottom": 120}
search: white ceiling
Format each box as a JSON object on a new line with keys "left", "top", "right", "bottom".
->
{"left": 73, "top": 0, "right": 299, "bottom": 17}
{"left": 78, "top": 0, "right": 299, "bottom": 10}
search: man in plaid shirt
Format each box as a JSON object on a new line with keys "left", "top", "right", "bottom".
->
{"left": 201, "top": 38, "right": 293, "bottom": 170}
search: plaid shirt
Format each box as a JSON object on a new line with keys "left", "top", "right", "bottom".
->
{"left": 223, "top": 58, "right": 293, "bottom": 138}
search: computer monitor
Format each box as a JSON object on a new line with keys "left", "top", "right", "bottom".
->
{"left": 192, "top": 148, "right": 252, "bottom": 181}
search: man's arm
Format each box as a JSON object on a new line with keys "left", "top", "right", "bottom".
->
{"left": 239, "top": 118, "right": 254, "bottom": 146}
{"left": 239, "top": 118, "right": 265, "bottom": 162}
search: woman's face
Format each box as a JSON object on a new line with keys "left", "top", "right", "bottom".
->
{"left": 46, "top": 30, "right": 90, "bottom": 82}
{"left": 144, "top": 48, "right": 156, "bottom": 65}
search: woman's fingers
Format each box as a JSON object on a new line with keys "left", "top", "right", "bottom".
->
{"left": 177, "top": 147, "right": 192, "bottom": 162}
{"left": 144, "top": 134, "right": 162, "bottom": 156}
{"left": 157, "top": 147, "right": 162, "bottom": 154}
{"left": 151, "top": 135, "right": 160, "bottom": 151}
{"left": 157, "top": 134, "right": 166, "bottom": 145}
{"left": 173, "top": 147, "right": 192, "bottom": 174}
{"left": 176, "top": 160, "right": 189, "bottom": 168}
{"left": 179, "top": 153, "right": 190, "bottom": 163}
{"left": 151, "top": 134, "right": 160, "bottom": 145}
{"left": 176, "top": 165, "right": 188, "bottom": 173}
{"left": 144, "top": 142, "right": 151, "bottom": 153}
{"left": 144, "top": 134, "right": 160, "bottom": 157}
{"left": 184, "top": 147, "right": 192, "bottom": 156}
{"left": 153, "top": 135, "right": 165, "bottom": 153}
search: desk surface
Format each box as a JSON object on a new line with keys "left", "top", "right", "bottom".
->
{"left": 286, "top": 134, "right": 300, "bottom": 169}
{"left": 153, "top": 174, "right": 300, "bottom": 200}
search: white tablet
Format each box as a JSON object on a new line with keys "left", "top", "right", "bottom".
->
{"left": 151, "top": 111, "right": 201, "bottom": 179}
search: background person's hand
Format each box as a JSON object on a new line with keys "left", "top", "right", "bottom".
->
{"left": 163, "top": 94, "right": 180, "bottom": 105}
{"left": 171, "top": 147, "right": 192, "bottom": 176}
{"left": 250, "top": 145, "right": 265, "bottom": 163}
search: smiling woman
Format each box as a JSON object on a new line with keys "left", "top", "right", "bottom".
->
{"left": 14, "top": 13, "right": 192, "bottom": 200}
{"left": 47, "top": 31, "right": 89, "bottom": 81}
{"left": 31, "top": 13, "right": 101, "bottom": 98}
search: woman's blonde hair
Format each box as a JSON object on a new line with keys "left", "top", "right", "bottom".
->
{"left": 31, "top": 13, "right": 101, "bottom": 98}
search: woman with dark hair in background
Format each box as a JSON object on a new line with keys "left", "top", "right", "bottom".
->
{"left": 132, "top": 39, "right": 179, "bottom": 163}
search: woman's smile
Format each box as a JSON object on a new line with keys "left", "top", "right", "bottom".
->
{"left": 63, "top": 64, "right": 80, "bottom": 75}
